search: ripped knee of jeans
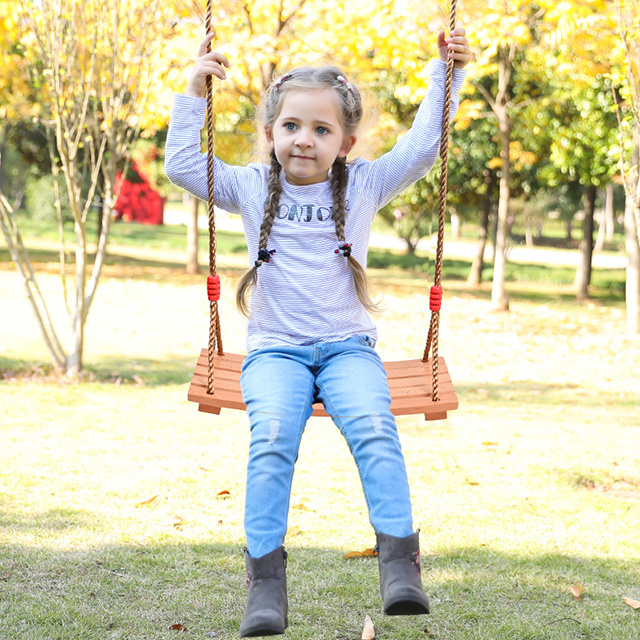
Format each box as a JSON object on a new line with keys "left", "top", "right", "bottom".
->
{"left": 370, "top": 413, "right": 384, "bottom": 434}
{"left": 268, "top": 417, "right": 280, "bottom": 445}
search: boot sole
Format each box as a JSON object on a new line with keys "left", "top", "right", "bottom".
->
{"left": 384, "top": 599, "right": 430, "bottom": 616}
{"left": 241, "top": 629, "right": 284, "bottom": 638}
{"left": 240, "top": 616, "right": 288, "bottom": 637}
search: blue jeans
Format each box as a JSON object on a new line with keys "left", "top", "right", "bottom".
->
{"left": 240, "top": 336, "right": 414, "bottom": 557}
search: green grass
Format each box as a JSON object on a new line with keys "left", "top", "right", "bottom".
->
{"left": 1, "top": 384, "right": 639, "bottom": 640}
{"left": 8, "top": 212, "right": 248, "bottom": 255}
{"left": 1, "top": 213, "right": 639, "bottom": 639}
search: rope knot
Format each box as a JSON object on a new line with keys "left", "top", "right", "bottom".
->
{"left": 429, "top": 285, "right": 443, "bottom": 312}
{"left": 207, "top": 274, "right": 221, "bottom": 301}
{"left": 334, "top": 242, "right": 352, "bottom": 258}
{"left": 255, "top": 248, "right": 276, "bottom": 267}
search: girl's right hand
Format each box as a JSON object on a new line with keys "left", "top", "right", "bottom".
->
{"left": 185, "top": 33, "right": 231, "bottom": 98}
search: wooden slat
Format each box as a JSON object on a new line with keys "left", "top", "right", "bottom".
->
{"left": 188, "top": 351, "right": 458, "bottom": 421}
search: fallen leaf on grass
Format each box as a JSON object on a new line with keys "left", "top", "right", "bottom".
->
{"left": 291, "top": 502, "right": 312, "bottom": 511}
{"left": 361, "top": 614, "right": 375, "bottom": 639}
{"left": 623, "top": 597, "right": 640, "bottom": 610}
{"left": 344, "top": 547, "right": 378, "bottom": 559}
{"left": 134, "top": 495, "right": 158, "bottom": 508}
{"left": 170, "top": 623, "right": 189, "bottom": 632}
{"left": 569, "top": 585, "right": 583, "bottom": 601}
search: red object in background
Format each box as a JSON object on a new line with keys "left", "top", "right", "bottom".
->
{"left": 114, "top": 164, "right": 164, "bottom": 225}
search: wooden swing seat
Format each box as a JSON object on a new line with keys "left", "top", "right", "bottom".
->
{"left": 188, "top": 350, "right": 458, "bottom": 421}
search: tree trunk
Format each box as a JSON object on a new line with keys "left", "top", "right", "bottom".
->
{"left": 625, "top": 195, "right": 640, "bottom": 335}
{"left": 491, "top": 105, "right": 511, "bottom": 311}
{"left": 566, "top": 215, "right": 573, "bottom": 242}
{"left": 187, "top": 195, "right": 200, "bottom": 275}
{"left": 575, "top": 184, "right": 596, "bottom": 300}
{"left": 594, "top": 184, "right": 615, "bottom": 252}
{"left": 450, "top": 212, "right": 461, "bottom": 239}
{"left": 525, "top": 219, "right": 534, "bottom": 247}
{"left": 403, "top": 237, "right": 417, "bottom": 255}
{"left": 605, "top": 182, "right": 615, "bottom": 241}
{"left": 96, "top": 172, "right": 105, "bottom": 248}
{"left": 0, "top": 127, "right": 6, "bottom": 196}
{"left": 67, "top": 219, "right": 87, "bottom": 376}
{"left": 467, "top": 188, "right": 491, "bottom": 286}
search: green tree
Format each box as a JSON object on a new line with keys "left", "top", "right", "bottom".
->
{"left": 544, "top": 77, "right": 621, "bottom": 298}
{"left": 545, "top": 0, "right": 639, "bottom": 331}
{"left": 466, "top": 0, "right": 557, "bottom": 311}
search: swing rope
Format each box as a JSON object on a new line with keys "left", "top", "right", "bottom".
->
{"left": 422, "top": 0, "right": 458, "bottom": 403}
{"left": 205, "top": 3, "right": 224, "bottom": 396}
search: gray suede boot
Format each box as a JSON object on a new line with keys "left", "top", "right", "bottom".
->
{"left": 376, "top": 532, "right": 430, "bottom": 615}
{"left": 239, "top": 546, "right": 288, "bottom": 637}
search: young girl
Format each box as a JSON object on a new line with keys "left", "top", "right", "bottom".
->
{"left": 166, "top": 29, "right": 469, "bottom": 638}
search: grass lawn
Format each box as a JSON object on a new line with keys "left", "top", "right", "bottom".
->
{"left": 1, "top": 220, "right": 639, "bottom": 639}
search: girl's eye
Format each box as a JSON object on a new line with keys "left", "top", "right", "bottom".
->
{"left": 285, "top": 122, "right": 297, "bottom": 131}
{"left": 316, "top": 126, "right": 329, "bottom": 135}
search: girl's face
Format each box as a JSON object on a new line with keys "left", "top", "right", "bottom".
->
{"left": 266, "top": 88, "right": 356, "bottom": 185}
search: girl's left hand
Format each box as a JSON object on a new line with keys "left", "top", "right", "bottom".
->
{"left": 438, "top": 28, "right": 470, "bottom": 69}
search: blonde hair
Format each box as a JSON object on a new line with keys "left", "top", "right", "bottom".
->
{"left": 236, "top": 66, "right": 380, "bottom": 317}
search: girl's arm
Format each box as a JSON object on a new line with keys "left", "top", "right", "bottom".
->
{"left": 164, "top": 38, "right": 263, "bottom": 213}
{"left": 358, "top": 29, "right": 470, "bottom": 211}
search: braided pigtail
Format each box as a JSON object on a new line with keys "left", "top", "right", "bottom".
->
{"left": 331, "top": 157, "right": 381, "bottom": 314}
{"left": 235, "top": 150, "right": 282, "bottom": 317}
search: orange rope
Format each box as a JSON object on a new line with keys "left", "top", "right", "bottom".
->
{"left": 422, "top": 0, "right": 458, "bottom": 403}
{"left": 206, "top": 0, "right": 224, "bottom": 395}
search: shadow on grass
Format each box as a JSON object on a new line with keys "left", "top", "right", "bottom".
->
{"left": 0, "top": 355, "right": 195, "bottom": 386}
{"left": 368, "top": 249, "right": 625, "bottom": 304}
{"left": 86, "top": 355, "right": 197, "bottom": 386}
{"left": 456, "top": 380, "right": 640, "bottom": 411}
{"left": 4, "top": 356, "right": 638, "bottom": 413}
{"left": 2, "top": 538, "right": 639, "bottom": 639}
{"left": 0, "top": 245, "right": 247, "bottom": 279}
{"left": 2, "top": 242, "right": 625, "bottom": 303}
{"left": 0, "top": 504, "right": 102, "bottom": 532}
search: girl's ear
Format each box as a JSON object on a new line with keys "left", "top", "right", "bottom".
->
{"left": 265, "top": 126, "right": 274, "bottom": 147}
{"left": 339, "top": 134, "right": 357, "bottom": 159}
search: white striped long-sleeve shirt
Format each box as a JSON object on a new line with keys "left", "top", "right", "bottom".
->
{"left": 165, "top": 60, "right": 466, "bottom": 352}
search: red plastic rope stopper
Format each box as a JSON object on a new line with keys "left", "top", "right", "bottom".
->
{"left": 429, "top": 285, "right": 443, "bottom": 311}
{"left": 207, "top": 275, "right": 221, "bottom": 301}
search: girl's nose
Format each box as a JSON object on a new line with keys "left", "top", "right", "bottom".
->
{"left": 295, "top": 128, "right": 313, "bottom": 147}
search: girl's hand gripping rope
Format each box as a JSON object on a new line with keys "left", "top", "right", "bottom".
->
{"left": 437, "top": 28, "right": 470, "bottom": 69}
{"left": 185, "top": 33, "right": 231, "bottom": 98}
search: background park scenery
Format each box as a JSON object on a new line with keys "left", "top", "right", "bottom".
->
{"left": 1, "top": 1, "right": 640, "bottom": 639}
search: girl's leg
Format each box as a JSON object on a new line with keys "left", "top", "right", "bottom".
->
{"left": 314, "top": 336, "right": 414, "bottom": 538}
{"left": 315, "top": 337, "right": 428, "bottom": 616}
{"left": 240, "top": 346, "right": 316, "bottom": 558}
